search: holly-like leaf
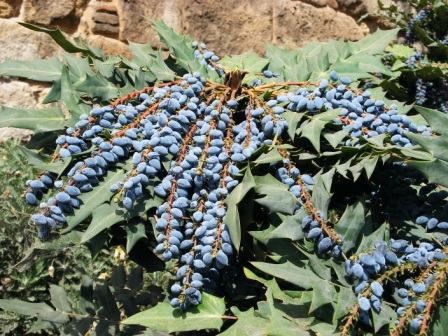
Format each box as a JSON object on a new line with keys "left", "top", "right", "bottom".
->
{"left": 151, "top": 19, "right": 200, "bottom": 73}
{"left": 334, "top": 199, "right": 367, "bottom": 253}
{"left": 0, "top": 106, "right": 65, "bottom": 132}
{"left": 122, "top": 293, "right": 226, "bottom": 332}
{"left": 0, "top": 299, "right": 69, "bottom": 324}
{"left": 251, "top": 261, "right": 321, "bottom": 290}
{"left": 224, "top": 167, "right": 256, "bottom": 251}
{"left": 75, "top": 72, "right": 119, "bottom": 102}
{"left": 254, "top": 174, "right": 297, "bottom": 215}
{"left": 49, "top": 285, "right": 72, "bottom": 313}
{"left": 0, "top": 57, "right": 63, "bottom": 82}
{"left": 63, "top": 167, "right": 128, "bottom": 233}
{"left": 19, "top": 22, "right": 103, "bottom": 59}
{"left": 126, "top": 219, "right": 148, "bottom": 253}
{"left": 349, "top": 28, "right": 400, "bottom": 57}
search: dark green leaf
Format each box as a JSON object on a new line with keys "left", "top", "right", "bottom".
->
{"left": 0, "top": 106, "right": 65, "bottom": 132}
{"left": 334, "top": 199, "right": 366, "bottom": 253}
{"left": 94, "top": 279, "right": 120, "bottom": 321}
{"left": 49, "top": 285, "right": 72, "bottom": 313}
{"left": 251, "top": 261, "right": 321, "bottom": 290}
{"left": 408, "top": 159, "right": 448, "bottom": 188}
{"left": 19, "top": 22, "right": 103, "bottom": 59}
{"left": 0, "top": 58, "right": 63, "bottom": 82}
{"left": 126, "top": 219, "right": 148, "bottom": 254}
{"left": 224, "top": 167, "right": 256, "bottom": 251}
{"left": 63, "top": 166, "right": 128, "bottom": 233}
{"left": 122, "top": 293, "right": 225, "bottom": 332}
{"left": 75, "top": 72, "right": 119, "bottom": 102}
{"left": 0, "top": 299, "right": 69, "bottom": 324}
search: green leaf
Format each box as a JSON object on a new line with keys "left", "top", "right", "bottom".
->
{"left": 253, "top": 148, "right": 284, "bottom": 165}
{"left": 413, "top": 106, "right": 448, "bottom": 136}
{"left": 94, "top": 279, "right": 120, "bottom": 321}
{"left": 430, "top": 303, "right": 448, "bottom": 336}
{"left": 243, "top": 268, "right": 299, "bottom": 304}
{"left": 122, "top": 293, "right": 226, "bottom": 332}
{"left": 63, "top": 167, "right": 128, "bottom": 233}
{"left": 80, "top": 202, "right": 122, "bottom": 243}
{"left": 356, "top": 219, "right": 387, "bottom": 254}
{"left": 220, "top": 51, "right": 270, "bottom": 84}
{"left": 251, "top": 261, "right": 321, "bottom": 290}
{"left": 406, "top": 133, "right": 448, "bottom": 162}
{"left": 60, "top": 66, "right": 90, "bottom": 124}
{"left": 151, "top": 19, "right": 200, "bottom": 73}
{"left": 333, "top": 286, "right": 356, "bottom": 322}
{"left": 129, "top": 41, "right": 157, "bottom": 67}
{"left": 266, "top": 213, "right": 305, "bottom": 241}
{"left": 334, "top": 199, "right": 366, "bottom": 253}
{"left": 126, "top": 219, "right": 148, "bottom": 253}
{"left": 387, "top": 44, "right": 418, "bottom": 58}
{"left": 408, "top": 159, "right": 448, "bottom": 189}
{"left": 75, "top": 72, "right": 119, "bottom": 102}
{"left": 224, "top": 167, "right": 256, "bottom": 251}
{"left": 309, "top": 280, "right": 334, "bottom": 314}
{"left": 371, "top": 301, "right": 395, "bottom": 333}
{"left": 0, "top": 299, "right": 69, "bottom": 324}
{"left": 49, "top": 285, "right": 72, "bottom": 313}
{"left": 349, "top": 28, "right": 400, "bottom": 56}
{"left": 19, "top": 146, "right": 71, "bottom": 175}
{"left": 282, "top": 111, "right": 305, "bottom": 141}
{"left": 254, "top": 174, "right": 297, "bottom": 215}
{"left": 147, "top": 49, "right": 176, "bottom": 81}
{"left": 217, "top": 307, "right": 270, "bottom": 336}
{"left": 0, "top": 58, "right": 63, "bottom": 82}
{"left": 80, "top": 275, "right": 95, "bottom": 316}
{"left": 0, "top": 106, "right": 65, "bottom": 132}
{"left": 19, "top": 22, "right": 102, "bottom": 59}
{"left": 298, "top": 110, "right": 341, "bottom": 152}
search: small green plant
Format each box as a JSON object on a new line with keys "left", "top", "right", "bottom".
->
{"left": 0, "top": 1, "right": 447, "bottom": 334}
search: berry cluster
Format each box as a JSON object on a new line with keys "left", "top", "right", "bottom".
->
{"left": 24, "top": 35, "right": 445, "bottom": 318}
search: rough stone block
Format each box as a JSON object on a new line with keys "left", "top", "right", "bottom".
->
{"left": 0, "top": 0, "right": 21, "bottom": 18}
{"left": 23, "top": 0, "right": 76, "bottom": 25}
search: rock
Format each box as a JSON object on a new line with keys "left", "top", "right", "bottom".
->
{"left": 272, "top": 0, "right": 369, "bottom": 50}
{"left": 85, "top": 34, "right": 131, "bottom": 58}
{"left": 119, "top": 0, "right": 182, "bottom": 48}
{"left": 92, "top": 5, "right": 120, "bottom": 37}
{"left": 0, "top": 19, "right": 60, "bottom": 62}
{"left": 22, "top": 0, "right": 77, "bottom": 25}
{"left": 0, "top": 0, "right": 21, "bottom": 18}
{"left": 0, "top": 78, "right": 52, "bottom": 143}
{"left": 182, "top": 0, "right": 273, "bottom": 56}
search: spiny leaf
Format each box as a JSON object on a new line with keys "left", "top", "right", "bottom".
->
{"left": 74, "top": 71, "right": 119, "bottom": 102}
{"left": 122, "top": 293, "right": 226, "bottom": 332}
{"left": 63, "top": 166, "right": 128, "bottom": 233}
{"left": 49, "top": 285, "right": 72, "bottom": 313}
{"left": 60, "top": 66, "right": 90, "bottom": 125}
{"left": 19, "top": 22, "right": 103, "bottom": 59}
{"left": 150, "top": 19, "right": 199, "bottom": 73}
{"left": 251, "top": 261, "right": 321, "bottom": 290}
{"left": 254, "top": 174, "right": 297, "bottom": 215}
{"left": 349, "top": 28, "right": 400, "bottom": 56}
{"left": 129, "top": 41, "right": 158, "bottom": 67}
{"left": 0, "top": 299, "right": 69, "bottom": 324}
{"left": 0, "top": 106, "right": 65, "bottom": 132}
{"left": 334, "top": 199, "right": 367, "bottom": 253}
{"left": 0, "top": 58, "right": 63, "bottom": 82}
{"left": 126, "top": 219, "right": 147, "bottom": 254}
{"left": 224, "top": 167, "right": 256, "bottom": 251}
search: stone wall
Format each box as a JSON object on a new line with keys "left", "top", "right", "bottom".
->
{"left": 0, "top": 0, "right": 385, "bottom": 141}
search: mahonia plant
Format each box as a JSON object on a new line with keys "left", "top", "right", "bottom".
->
{"left": 0, "top": 16, "right": 447, "bottom": 336}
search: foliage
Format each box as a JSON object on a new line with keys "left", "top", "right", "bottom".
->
{"left": 0, "top": 4, "right": 447, "bottom": 335}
